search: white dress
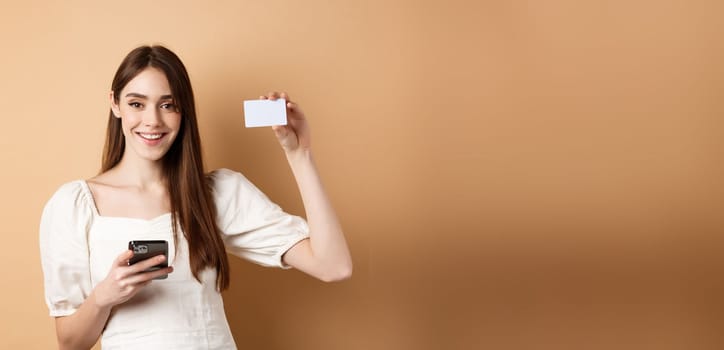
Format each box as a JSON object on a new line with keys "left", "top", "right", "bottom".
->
{"left": 39, "top": 168, "right": 310, "bottom": 349}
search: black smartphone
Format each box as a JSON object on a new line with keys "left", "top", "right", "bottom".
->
{"left": 128, "top": 240, "right": 169, "bottom": 280}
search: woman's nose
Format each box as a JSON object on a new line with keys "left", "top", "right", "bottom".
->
{"left": 143, "top": 108, "right": 162, "bottom": 126}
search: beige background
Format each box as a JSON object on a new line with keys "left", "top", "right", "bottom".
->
{"left": 1, "top": 1, "right": 723, "bottom": 349}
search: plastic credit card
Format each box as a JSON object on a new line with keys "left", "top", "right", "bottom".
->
{"left": 243, "top": 99, "right": 288, "bottom": 127}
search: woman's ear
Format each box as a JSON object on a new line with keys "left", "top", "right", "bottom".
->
{"left": 109, "top": 91, "right": 121, "bottom": 118}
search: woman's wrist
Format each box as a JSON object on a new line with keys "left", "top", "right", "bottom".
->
{"left": 90, "top": 288, "right": 113, "bottom": 310}
{"left": 284, "top": 147, "right": 313, "bottom": 165}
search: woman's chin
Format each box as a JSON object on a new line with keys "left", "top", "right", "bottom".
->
{"left": 128, "top": 148, "right": 169, "bottom": 163}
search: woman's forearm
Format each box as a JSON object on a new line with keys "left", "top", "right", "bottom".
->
{"left": 285, "top": 149, "right": 352, "bottom": 278}
{"left": 55, "top": 291, "right": 111, "bottom": 350}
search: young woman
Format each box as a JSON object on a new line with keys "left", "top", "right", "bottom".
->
{"left": 39, "top": 45, "right": 352, "bottom": 349}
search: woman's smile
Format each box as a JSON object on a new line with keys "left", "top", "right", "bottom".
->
{"left": 135, "top": 131, "right": 167, "bottom": 145}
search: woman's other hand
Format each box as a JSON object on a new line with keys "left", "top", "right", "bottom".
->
{"left": 261, "top": 92, "right": 310, "bottom": 154}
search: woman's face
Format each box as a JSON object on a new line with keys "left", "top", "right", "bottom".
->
{"left": 111, "top": 67, "right": 182, "bottom": 163}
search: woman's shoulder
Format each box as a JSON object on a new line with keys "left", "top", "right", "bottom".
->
{"left": 206, "top": 168, "right": 261, "bottom": 199}
{"left": 40, "top": 179, "right": 95, "bottom": 257}
{"left": 207, "top": 167, "right": 241, "bottom": 178}
{"left": 48, "top": 179, "right": 88, "bottom": 202}
{"left": 207, "top": 168, "right": 251, "bottom": 186}
{"left": 43, "top": 179, "right": 93, "bottom": 214}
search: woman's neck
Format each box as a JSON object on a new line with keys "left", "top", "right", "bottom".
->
{"left": 111, "top": 153, "right": 166, "bottom": 190}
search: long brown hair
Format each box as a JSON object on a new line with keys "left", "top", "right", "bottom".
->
{"left": 102, "top": 45, "right": 230, "bottom": 291}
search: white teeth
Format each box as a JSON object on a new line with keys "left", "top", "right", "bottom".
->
{"left": 138, "top": 133, "right": 163, "bottom": 140}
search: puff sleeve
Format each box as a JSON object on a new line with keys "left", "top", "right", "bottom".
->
{"left": 39, "top": 181, "right": 93, "bottom": 317}
{"left": 209, "top": 168, "right": 310, "bottom": 269}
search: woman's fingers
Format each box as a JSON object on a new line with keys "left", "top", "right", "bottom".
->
{"left": 111, "top": 251, "right": 166, "bottom": 279}
{"left": 286, "top": 101, "right": 303, "bottom": 118}
{"left": 260, "top": 92, "right": 294, "bottom": 107}
{"left": 260, "top": 91, "right": 299, "bottom": 115}
{"left": 127, "top": 255, "right": 167, "bottom": 275}
{"left": 150, "top": 266, "right": 173, "bottom": 279}
{"left": 124, "top": 266, "right": 174, "bottom": 286}
{"left": 261, "top": 91, "right": 290, "bottom": 101}
{"left": 113, "top": 250, "right": 134, "bottom": 267}
{"left": 99, "top": 252, "right": 173, "bottom": 307}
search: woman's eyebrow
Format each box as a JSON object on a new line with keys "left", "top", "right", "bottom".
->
{"left": 125, "top": 92, "right": 147, "bottom": 99}
{"left": 124, "top": 93, "right": 174, "bottom": 100}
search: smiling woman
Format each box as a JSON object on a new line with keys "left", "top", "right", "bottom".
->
{"left": 38, "top": 45, "right": 352, "bottom": 350}
{"left": 111, "top": 69, "right": 182, "bottom": 161}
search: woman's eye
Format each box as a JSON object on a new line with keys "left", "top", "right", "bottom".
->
{"left": 161, "top": 103, "right": 179, "bottom": 112}
{"left": 128, "top": 102, "right": 142, "bottom": 108}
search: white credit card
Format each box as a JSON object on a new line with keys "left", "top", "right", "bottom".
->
{"left": 243, "top": 99, "right": 287, "bottom": 127}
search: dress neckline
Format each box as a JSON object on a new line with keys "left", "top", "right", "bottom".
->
{"left": 79, "top": 180, "right": 173, "bottom": 222}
